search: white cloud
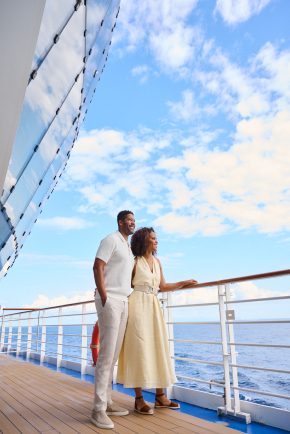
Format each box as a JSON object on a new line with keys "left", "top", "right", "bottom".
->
{"left": 115, "top": 0, "right": 200, "bottom": 73}
{"left": 214, "top": 0, "right": 272, "bottom": 25}
{"left": 232, "top": 281, "right": 286, "bottom": 299}
{"left": 37, "top": 217, "right": 94, "bottom": 230}
{"left": 63, "top": 127, "right": 172, "bottom": 216}
{"left": 57, "top": 6, "right": 290, "bottom": 239}
{"left": 168, "top": 90, "right": 199, "bottom": 122}
{"left": 165, "top": 179, "right": 194, "bottom": 209}
{"left": 131, "top": 64, "right": 151, "bottom": 83}
{"left": 149, "top": 23, "right": 196, "bottom": 71}
{"left": 168, "top": 90, "right": 216, "bottom": 123}
{"left": 157, "top": 108, "right": 290, "bottom": 235}
{"left": 21, "top": 253, "right": 92, "bottom": 268}
{"left": 62, "top": 98, "right": 290, "bottom": 237}
{"left": 155, "top": 212, "right": 228, "bottom": 237}
{"left": 25, "top": 291, "right": 95, "bottom": 310}
{"left": 254, "top": 42, "right": 290, "bottom": 103}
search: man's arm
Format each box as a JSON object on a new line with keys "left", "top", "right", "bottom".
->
{"left": 93, "top": 258, "right": 107, "bottom": 306}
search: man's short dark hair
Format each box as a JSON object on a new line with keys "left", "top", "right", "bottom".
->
{"left": 117, "top": 210, "right": 134, "bottom": 224}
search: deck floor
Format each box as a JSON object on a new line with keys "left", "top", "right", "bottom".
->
{"left": 0, "top": 355, "right": 242, "bottom": 434}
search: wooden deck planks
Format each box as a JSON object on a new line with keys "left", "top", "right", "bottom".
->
{"left": 0, "top": 408, "right": 21, "bottom": 434}
{"left": 0, "top": 356, "right": 242, "bottom": 434}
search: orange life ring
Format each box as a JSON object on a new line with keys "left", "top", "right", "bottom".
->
{"left": 90, "top": 321, "right": 100, "bottom": 366}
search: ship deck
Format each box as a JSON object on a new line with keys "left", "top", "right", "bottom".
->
{"left": 0, "top": 355, "right": 243, "bottom": 434}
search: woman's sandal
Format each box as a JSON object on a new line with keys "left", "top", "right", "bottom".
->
{"left": 134, "top": 395, "right": 154, "bottom": 415}
{"left": 155, "top": 393, "right": 180, "bottom": 409}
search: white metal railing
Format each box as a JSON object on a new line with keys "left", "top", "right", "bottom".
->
{"left": 1, "top": 268, "right": 290, "bottom": 425}
{"left": 163, "top": 268, "right": 290, "bottom": 424}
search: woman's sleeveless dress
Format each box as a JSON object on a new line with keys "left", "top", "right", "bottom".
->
{"left": 117, "top": 256, "right": 176, "bottom": 388}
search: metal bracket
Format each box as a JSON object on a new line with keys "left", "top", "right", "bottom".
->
{"left": 217, "top": 406, "right": 251, "bottom": 424}
{"left": 226, "top": 309, "right": 235, "bottom": 320}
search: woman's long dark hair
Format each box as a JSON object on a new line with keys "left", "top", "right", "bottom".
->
{"left": 131, "top": 227, "right": 155, "bottom": 257}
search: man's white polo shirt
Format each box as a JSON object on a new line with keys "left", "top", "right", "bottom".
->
{"left": 95, "top": 231, "right": 134, "bottom": 301}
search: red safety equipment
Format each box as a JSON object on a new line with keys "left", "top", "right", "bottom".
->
{"left": 90, "top": 321, "right": 100, "bottom": 366}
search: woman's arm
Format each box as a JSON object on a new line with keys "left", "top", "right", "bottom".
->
{"left": 131, "top": 258, "right": 137, "bottom": 287}
{"left": 157, "top": 258, "right": 197, "bottom": 292}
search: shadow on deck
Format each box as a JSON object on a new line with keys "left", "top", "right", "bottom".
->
{"left": 0, "top": 355, "right": 242, "bottom": 434}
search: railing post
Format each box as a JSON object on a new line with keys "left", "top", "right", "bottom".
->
{"left": 217, "top": 284, "right": 233, "bottom": 414}
{"left": 162, "top": 291, "right": 176, "bottom": 399}
{"left": 225, "top": 284, "right": 251, "bottom": 423}
{"left": 81, "top": 304, "right": 88, "bottom": 375}
{"left": 7, "top": 319, "right": 12, "bottom": 353}
{"left": 57, "top": 307, "right": 63, "bottom": 368}
{"left": 27, "top": 311, "right": 32, "bottom": 360}
{"left": 16, "top": 313, "right": 22, "bottom": 356}
{"left": 225, "top": 284, "right": 240, "bottom": 412}
{"left": 0, "top": 311, "right": 5, "bottom": 352}
{"left": 36, "top": 310, "right": 40, "bottom": 353}
{"left": 40, "top": 312, "right": 46, "bottom": 363}
{"left": 217, "top": 284, "right": 251, "bottom": 423}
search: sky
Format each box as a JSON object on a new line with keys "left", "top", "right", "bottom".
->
{"left": 1, "top": 0, "right": 290, "bottom": 320}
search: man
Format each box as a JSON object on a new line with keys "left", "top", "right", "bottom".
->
{"left": 91, "top": 210, "right": 135, "bottom": 429}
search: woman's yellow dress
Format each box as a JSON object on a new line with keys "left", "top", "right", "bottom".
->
{"left": 117, "top": 256, "right": 176, "bottom": 388}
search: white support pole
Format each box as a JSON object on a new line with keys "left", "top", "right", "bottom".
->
{"left": 27, "top": 312, "right": 32, "bottom": 360}
{"left": 57, "top": 308, "right": 63, "bottom": 368}
{"left": 16, "top": 313, "right": 22, "bottom": 356}
{"left": 7, "top": 319, "right": 12, "bottom": 353}
{"left": 36, "top": 310, "right": 41, "bottom": 353}
{"left": 166, "top": 291, "right": 176, "bottom": 399}
{"left": 225, "top": 284, "right": 251, "bottom": 423}
{"left": 40, "top": 312, "right": 46, "bottom": 363}
{"left": 81, "top": 304, "right": 88, "bottom": 375}
{"left": 217, "top": 284, "right": 233, "bottom": 413}
{"left": 225, "top": 284, "right": 240, "bottom": 412}
{"left": 0, "top": 312, "right": 5, "bottom": 352}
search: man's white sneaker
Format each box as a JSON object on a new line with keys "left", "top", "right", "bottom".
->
{"left": 91, "top": 410, "right": 114, "bottom": 429}
{"left": 107, "top": 402, "right": 129, "bottom": 416}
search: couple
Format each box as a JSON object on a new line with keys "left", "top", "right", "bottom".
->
{"left": 91, "top": 210, "right": 197, "bottom": 429}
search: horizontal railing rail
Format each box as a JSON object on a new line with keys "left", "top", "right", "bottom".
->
{"left": 178, "top": 268, "right": 290, "bottom": 289}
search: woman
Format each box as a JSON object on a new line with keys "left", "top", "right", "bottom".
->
{"left": 117, "top": 227, "right": 197, "bottom": 415}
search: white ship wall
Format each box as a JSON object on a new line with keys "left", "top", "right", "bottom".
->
{"left": 0, "top": 0, "right": 120, "bottom": 278}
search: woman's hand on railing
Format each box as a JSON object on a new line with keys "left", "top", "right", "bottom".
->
{"left": 179, "top": 279, "right": 198, "bottom": 289}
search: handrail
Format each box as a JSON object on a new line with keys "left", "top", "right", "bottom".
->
{"left": 1, "top": 268, "right": 290, "bottom": 316}
{"left": 178, "top": 268, "right": 290, "bottom": 290}
{"left": 2, "top": 308, "right": 40, "bottom": 310}
{"left": 1, "top": 300, "right": 95, "bottom": 317}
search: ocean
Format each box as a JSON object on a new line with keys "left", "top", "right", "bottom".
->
{"left": 174, "top": 323, "right": 290, "bottom": 411}
{"left": 4, "top": 322, "right": 290, "bottom": 412}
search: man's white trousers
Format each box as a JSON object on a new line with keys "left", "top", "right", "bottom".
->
{"left": 93, "top": 297, "right": 128, "bottom": 411}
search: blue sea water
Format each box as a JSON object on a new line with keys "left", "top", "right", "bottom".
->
{"left": 4, "top": 323, "right": 290, "bottom": 412}
{"left": 174, "top": 323, "right": 290, "bottom": 411}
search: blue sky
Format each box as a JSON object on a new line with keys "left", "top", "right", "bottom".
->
{"left": 1, "top": 0, "right": 290, "bottom": 319}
